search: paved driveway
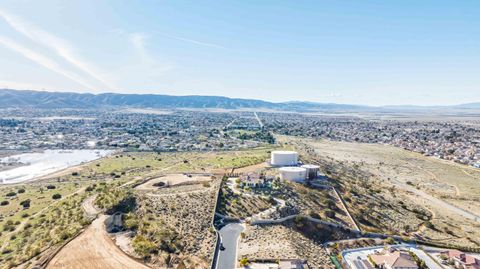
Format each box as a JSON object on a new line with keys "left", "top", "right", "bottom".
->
{"left": 217, "top": 223, "right": 245, "bottom": 269}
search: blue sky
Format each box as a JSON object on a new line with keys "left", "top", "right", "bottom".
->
{"left": 0, "top": 0, "right": 479, "bottom": 106}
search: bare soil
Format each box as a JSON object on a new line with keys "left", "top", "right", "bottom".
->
{"left": 46, "top": 215, "right": 150, "bottom": 269}
{"left": 135, "top": 173, "right": 212, "bottom": 191}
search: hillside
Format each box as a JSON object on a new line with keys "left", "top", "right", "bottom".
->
{"left": 1, "top": 89, "right": 479, "bottom": 112}
{"left": 0, "top": 89, "right": 365, "bottom": 111}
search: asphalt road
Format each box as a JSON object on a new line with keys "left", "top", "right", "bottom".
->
{"left": 217, "top": 223, "right": 245, "bottom": 269}
{"left": 410, "top": 248, "right": 443, "bottom": 269}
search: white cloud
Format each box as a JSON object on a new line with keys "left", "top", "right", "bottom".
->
{"left": 129, "top": 32, "right": 150, "bottom": 61}
{"left": 0, "top": 8, "right": 116, "bottom": 90}
{"left": 156, "top": 32, "right": 226, "bottom": 49}
{"left": 127, "top": 32, "right": 173, "bottom": 75}
{"left": 0, "top": 35, "right": 96, "bottom": 90}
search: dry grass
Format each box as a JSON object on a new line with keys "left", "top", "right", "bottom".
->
{"left": 130, "top": 181, "right": 219, "bottom": 268}
{"left": 239, "top": 220, "right": 355, "bottom": 269}
{"left": 218, "top": 183, "right": 274, "bottom": 219}
{"left": 280, "top": 136, "right": 480, "bottom": 248}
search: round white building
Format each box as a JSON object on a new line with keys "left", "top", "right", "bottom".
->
{"left": 270, "top": 151, "right": 298, "bottom": 166}
{"left": 301, "top": 164, "right": 320, "bottom": 180}
{"left": 279, "top": 166, "right": 307, "bottom": 182}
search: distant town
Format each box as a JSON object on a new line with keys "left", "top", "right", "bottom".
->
{"left": 1, "top": 108, "right": 479, "bottom": 168}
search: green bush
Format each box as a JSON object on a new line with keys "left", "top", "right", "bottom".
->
{"left": 20, "top": 199, "right": 31, "bottom": 209}
{"left": 124, "top": 213, "right": 139, "bottom": 230}
{"left": 132, "top": 235, "right": 158, "bottom": 257}
{"left": 52, "top": 193, "right": 62, "bottom": 200}
{"left": 239, "top": 257, "right": 250, "bottom": 266}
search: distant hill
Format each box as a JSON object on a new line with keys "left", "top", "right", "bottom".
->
{"left": 454, "top": 102, "right": 480, "bottom": 109}
{"left": 0, "top": 89, "right": 368, "bottom": 111}
{"left": 0, "top": 89, "right": 478, "bottom": 112}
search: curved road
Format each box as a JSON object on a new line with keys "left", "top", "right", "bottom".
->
{"left": 217, "top": 223, "right": 245, "bottom": 269}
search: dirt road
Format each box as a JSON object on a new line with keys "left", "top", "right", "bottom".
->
{"left": 390, "top": 177, "right": 480, "bottom": 222}
{"left": 46, "top": 215, "right": 150, "bottom": 269}
{"left": 81, "top": 194, "right": 99, "bottom": 217}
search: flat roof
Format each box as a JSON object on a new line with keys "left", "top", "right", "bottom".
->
{"left": 279, "top": 166, "right": 306, "bottom": 172}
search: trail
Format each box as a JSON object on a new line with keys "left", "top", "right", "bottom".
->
{"left": 405, "top": 160, "right": 460, "bottom": 196}
{"left": 144, "top": 186, "right": 213, "bottom": 198}
{"left": 46, "top": 215, "right": 150, "bottom": 269}
{"left": 389, "top": 177, "right": 480, "bottom": 222}
{"left": 460, "top": 167, "right": 480, "bottom": 181}
{"left": 81, "top": 194, "right": 100, "bottom": 217}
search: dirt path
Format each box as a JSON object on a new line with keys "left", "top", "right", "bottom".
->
{"left": 405, "top": 160, "right": 461, "bottom": 196}
{"left": 389, "top": 177, "right": 480, "bottom": 222}
{"left": 460, "top": 168, "right": 480, "bottom": 181}
{"left": 144, "top": 186, "right": 213, "bottom": 198}
{"left": 81, "top": 194, "right": 100, "bottom": 217}
{"left": 46, "top": 215, "right": 150, "bottom": 269}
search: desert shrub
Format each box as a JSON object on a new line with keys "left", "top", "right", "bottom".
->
{"left": 309, "top": 210, "right": 321, "bottom": 219}
{"left": 52, "top": 193, "right": 62, "bottom": 200}
{"left": 20, "top": 199, "right": 31, "bottom": 209}
{"left": 239, "top": 257, "right": 250, "bottom": 266}
{"left": 385, "top": 237, "right": 395, "bottom": 244}
{"left": 59, "top": 231, "right": 71, "bottom": 241}
{"left": 325, "top": 209, "right": 336, "bottom": 218}
{"left": 132, "top": 235, "right": 158, "bottom": 257}
{"left": 424, "top": 221, "right": 435, "bottom": 229}
{"left": 124, "top": 213, "right": 139, "bottom": 230}
{"left": 46, "top": 185, "right": 56, "bottom": 190}
{"left": 0, "top": 200, "right": 9, "bottom": 206}
{"left": 6, "top": 191, "right": 16, "bottom": 197}
{"left": 17, "top": 189, "right": 25, "bottom": 194}
{"left": 153, "top": 182, "right": 166, "bottom": 187}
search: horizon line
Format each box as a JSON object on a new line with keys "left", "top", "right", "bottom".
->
{"left": 0, "top": 87, "right": 478, "bottom": 108}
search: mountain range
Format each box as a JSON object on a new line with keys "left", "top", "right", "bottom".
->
{"left": 0, "top": 88, "right": 478, "bottom": 112}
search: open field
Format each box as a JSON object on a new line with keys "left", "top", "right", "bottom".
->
{"left": 308, "top": 139, "right": 480, "bottom": 202}
{"left": 280, "top": 136, "right": 480, "bottom": 248}
{"left": 0, "top": 189, "right": 90, "bottom": 269}
{"left": 304, "top": 139, "right": 480, "bottom": 220}
{"left": 0, "top": 182, "right": 88, "bottom": 224}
